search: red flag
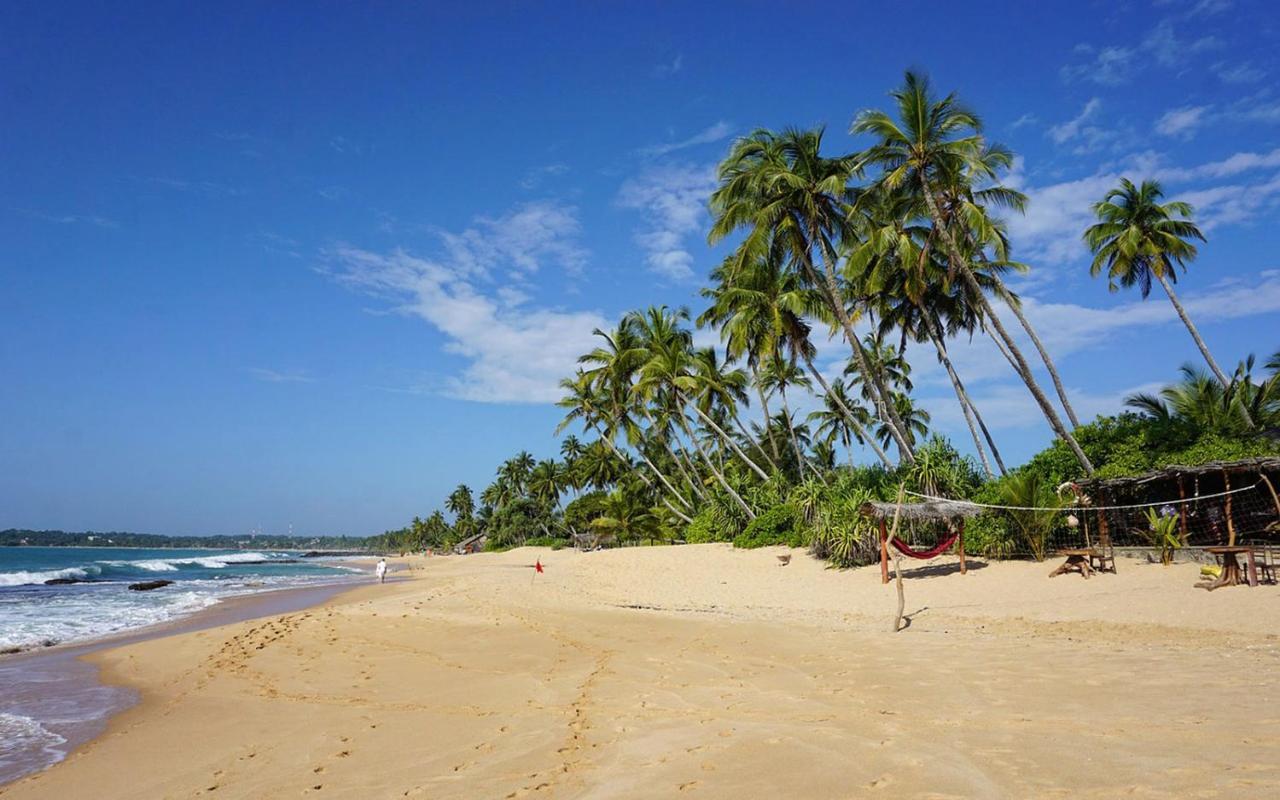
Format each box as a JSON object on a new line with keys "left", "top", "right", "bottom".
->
{"left": 534, "top": 559, "right": 544, "bottom": 573}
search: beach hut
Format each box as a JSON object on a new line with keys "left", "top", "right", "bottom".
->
{"left": 861, "top": 499, "right": 982, "bottom": 584}
{"left": 452, "top": 532, "right": 487, "bottom": 555}
{"left": 1073, "top": 457, "right": 1280, "bottom": 549}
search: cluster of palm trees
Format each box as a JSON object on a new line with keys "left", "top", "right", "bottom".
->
{"left": 382, "top": 70, "right": 1264, "bottom": 555}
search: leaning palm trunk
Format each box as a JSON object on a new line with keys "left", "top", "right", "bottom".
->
{"left": 678, "top": 391, "right": 771, "bottom": 481}
{"left": 664, "top": 437, "right": 708, "bottom": 502}
{"left": 1154, "top": 271, "right": 1253, "bottom": 426}
{"left": 803, "top": 357, "right": 894, "bottom": 469}
{"left": 591, "top": 422, "right": 694, "bottom": 516}
{"left": 776, "top": 385, "right": 817, "bottom": 481}
{"left": 920, "top": 183, "right": 1094, "bottom": 475}
{"left": 751, "top": 365, "right": 781, "bottom": 461}
{"left": 800, "top": 228, "right": 915, "bottom": 463}
{"left": 678, "top": 416, "right": 755, "bottom": 520}
{"left": 923, "top": 316, "right": 998, "bottom": 477}
{"left": 1004, "top": 294, "right": 1082, "bottom": 429}
{"left": 640, "top": 408, "right": 708, "bottom": 503}
{"left": 733, "top": 415, "right": 782, "bottom": 474}
{"left": 803, "top": 249, "right": 916, "bottom": 460}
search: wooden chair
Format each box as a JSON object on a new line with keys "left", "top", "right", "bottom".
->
{"left": 1253, "top": 545, "right": 1277, "bottom": 585}
{"left": 1089, "top": 530, "right": 1117, "bottom": 574}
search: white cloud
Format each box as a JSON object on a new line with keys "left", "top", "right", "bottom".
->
{"left": 519, "top": 163, "right": 569, "bottom": 190}
{"left": 1061, "top": 45, "right": 1135, "bottom": 85}
{"left": 249, "top": 368, "right": 315, "bottom": 384}
{"left": 328, "top": 238, "right": 609, "bottom": 404}
{"left": 1044, "top": 98, "right": 1105, "bottom": 145}
{"left": 923, "top": 380, "right": 1167, "bottom": 432}
{"left": 653, "top": 53, "right": 684, "bottom": 78}
{"left": 12, "top": 207, "right": 119, "bottom": 229}
{"left": 1211, "top": 61, "right": 1265, "bottom": 84}
{"left": 638, "top": 122, "right": 733, "bottom": 158}
{"left": 1005, "top": 147, "right": 1280, "bottom": 263}
{"left": 437, "top": 201, "right": 588, "bottom": 279}
{"left": 1141, "top": 20, "right": 1220, "bottom": 68}
{"left": 1010, "top": 113, "right": 1039, "bottom": 129}
{"left": 616, "top": 163, "right": 717, "bottom": 281}
{"left": 1155, "top": 105, "right": 1211, "bottom": 139}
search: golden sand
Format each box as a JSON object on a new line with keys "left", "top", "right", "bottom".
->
{"left": 4, "top": 544, "right": 1279, "bottom": 798}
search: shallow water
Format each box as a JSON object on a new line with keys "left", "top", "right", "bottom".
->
{"left": 0, "top": 546, "right": 366, "bottom": 786}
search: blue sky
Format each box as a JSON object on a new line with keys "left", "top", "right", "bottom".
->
{"left": 3, "top": 0, "right": 1279, "bottom": 536}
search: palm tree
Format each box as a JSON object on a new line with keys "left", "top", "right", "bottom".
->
{"left": 1084, "top": 178, "right": 1240, "bottom": 410}
{"left": 445, "top": 484, "right": 474, "bottom": 534}
{"left": 808, "top": 378, "right": 876, "bottom": 467}
{"left": 1125, "top": 363, "right": 1256, "bottom": 434}
{"left": 708, "top": 128, "right": 917, "bottom": 462}
{"left": 876, "top": 392, "right": 930, "bottom": 455}
{"left": 529, "top": 459, "right": 567, "bottom": 512}
{"left": 689, "top": 346, "right": 779, "bottom": 473}
{"left": 852, "top": 70, "right": 1093, "bottom": 474}
{"left": 758, "top": 356, "right": 815, "bottom": 478}
{"left": 556, "top": 370, "right": 694, "bottom": 522}
{"left": 591, "top": 488, "right": 662, "bottom": 545}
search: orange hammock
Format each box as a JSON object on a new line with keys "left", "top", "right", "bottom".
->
{"left": 890, "top": 532, "right": 959, "bottom": 560}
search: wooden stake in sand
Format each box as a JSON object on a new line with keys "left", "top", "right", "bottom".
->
{"left": 889, "top": 484, "right": 907, "bottom": 634}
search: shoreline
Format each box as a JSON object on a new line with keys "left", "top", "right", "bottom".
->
{"left": 0, "top": 565, "right": 390, "bottom": 787}
{"left": 4, "top": 547, "right": 1279, "bottom": 798}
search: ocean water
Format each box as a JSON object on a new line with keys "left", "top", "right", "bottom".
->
{"left": 0, "top": 546, "right": 364, "bottom": 785}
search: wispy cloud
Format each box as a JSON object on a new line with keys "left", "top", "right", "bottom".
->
{"left": 637, "top": 121, "right": 733, "bottom": 158}
{"left": 1061, "top": 45, "right": 1136, "bottom": 85}
{"left": 1141, "top": 19, "right": 1221, "bottom": 68}
{"left": 519, "top": 163, "right": 569, "bottom": 190}
{"left": 249, "top": 368, "right": 315, "bottom": 384}
{"left": 1046, "top": 98, "right": 1113, "bottom": 152}
{"left": 326, "top": 237, "right": 607, "bottom": 404}
{"left": 653, "top": 53, "right": 683, "bottom": 78}
{"left": 1211, "top": 60, "right": 1265, "bottom": 84}
{"left": 436, "top": 201, "right": 588, "bottom": 279}
{"left": 616, "top": 163, "right": 717, "bottom": 281}
{"left": 1005, "top": 148, "right": 1280, "bottom": 262}
{"left": 10, "top": 207, "right": 119, "bottom": 229}
{"left": 1155, "top": 104, "right": 1211, "bottom": 139}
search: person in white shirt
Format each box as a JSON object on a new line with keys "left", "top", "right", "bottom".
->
{"left": 375, "top": 558, "right": 387, "bottom": 583}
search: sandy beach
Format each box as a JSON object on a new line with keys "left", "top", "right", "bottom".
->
{"left": 4, "top": 544, "right": 1279, "bottom": 799}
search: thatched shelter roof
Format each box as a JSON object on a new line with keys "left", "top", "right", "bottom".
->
{"left": 1075, "top": 457, "right": 1280, "bottom": 492}
{"left": 859, "top": 499, "right": 983, "bottom": 522}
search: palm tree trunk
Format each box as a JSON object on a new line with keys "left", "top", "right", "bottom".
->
{"left": 664, "top": 437, "right": 707, "bottom": 502}
{"left": 678, "top": 416, "right": 755, "bottom": 520}
{"left": 776, "top": 384, "right": 810, "bottom": 478}
{"left": 803, "top": 357, "right": 894, "bottom": 469}
{"left": 679, "top": 391, "right": 771, "bottom": 481}
{"left": 919, "top": 182, "right": 1094, "bottom": 475}
{"left": 799, "top": 227, "right": 915, "bottom": 463}
{"left": 591, "top": 422, "right": 694, "bottom": 512}
{"left": 733, "top": 415, "right": 781, "bottom": 473}
{"left": 751, "top": 365, "right": 781, "bottom": 461}
{"left": 922, "top": 316, "right": 995, "bottom": 478}
{"left": 1003, "top": 293, "right": 1082, "bottom": 428}
{"left": 1154, "top": 271, "right": 1251, "bottom": 424}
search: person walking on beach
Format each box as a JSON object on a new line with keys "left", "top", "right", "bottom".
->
{"left": 375, "top": 558, "right": 387, "bottom": 584}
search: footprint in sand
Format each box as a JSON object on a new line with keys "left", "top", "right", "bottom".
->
{"left": 678, "top": 780, "right": 700, "bottom": 791}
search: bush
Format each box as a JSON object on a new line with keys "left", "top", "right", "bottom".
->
{"left": 523, "top": 535, "right": 566, "bottom": 550}
{"left": 684, "top": 509, "right": 729, "bottom": 544}
{"left": 733, "top": 504, "right": 804, "bottom": 549}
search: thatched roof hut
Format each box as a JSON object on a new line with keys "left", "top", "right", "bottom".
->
{"left": 859, "top": 498, "right": 984, "bottom": 522}
{"left": 1074, "top": 457, "right": 1280, "bottom": 548}
{"left": 861, "top": 499, "right": 980, "bottom": 583}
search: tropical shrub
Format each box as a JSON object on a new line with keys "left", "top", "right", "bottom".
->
{"left": 734, "top": 504, "right": 804, "bottom": 549}
{"left": 996, "top": 471, "right": 1064, "bottom": 561}
{"left": 522, "top": 535, "right": 567, "bottom": 550}
{"left": 1137, "top": 508, "right": 1181, "bottom": 565}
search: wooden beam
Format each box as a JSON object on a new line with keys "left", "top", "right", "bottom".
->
{"left": 1178, "top": 475, "right": 1189, "bottom": 544}
{"left": 1224, "top": 469, "right": 1236, "bottom": 547}
{"left": 957, "top": 519, "right": 967, "bottom": 575}
{"left": 879, "top": 518, "right": 889, "bottom": 584}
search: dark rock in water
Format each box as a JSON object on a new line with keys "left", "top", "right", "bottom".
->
{"left": 300, "top": 550, "right": 369, "bottom": 558}
{"left": 230, "top": 559, "right": 299, "bottom": 565}
{"left": 128, "top": 580, "right": 174, "bottom": 591}
{"left": 44, "top": 577, "right": 100, "bottom": 585}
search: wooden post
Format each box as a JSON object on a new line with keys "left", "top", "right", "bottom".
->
{"left": 957, "top": 519, "right": 967, "bottom": 575}
{"left": 879, "top": 518, "right": 889, "bottom": 584}
{"left": 1259, "top": 473, "right": 1280, "bottom": 517}
{"left": 1178, "top": 475, "right": 1189, "bottom": 544}
{"left": 1224, "top": 469, "right": 1236, "bottom": 547}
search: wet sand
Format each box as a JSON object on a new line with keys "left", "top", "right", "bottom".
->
{"left": 3, "top": 545, "right": 1278, "bottom": 798}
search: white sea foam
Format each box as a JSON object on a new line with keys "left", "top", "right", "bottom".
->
{"left": 0, "top": 712, "right": 68, "bottom": 776}
{"left": 0, "top": 568, "right": 93, "bottom": 588}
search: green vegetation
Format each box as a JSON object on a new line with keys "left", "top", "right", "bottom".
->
{"left": 373, "top": 71, "right": 1279, "bottom": 565}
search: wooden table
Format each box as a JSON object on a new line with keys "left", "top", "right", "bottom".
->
{"left": 1198, "top": 546, "right": 1259, "bottom": 590}
{"left": 1049, "top": 548, "right": 1096, "bottom": 579}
